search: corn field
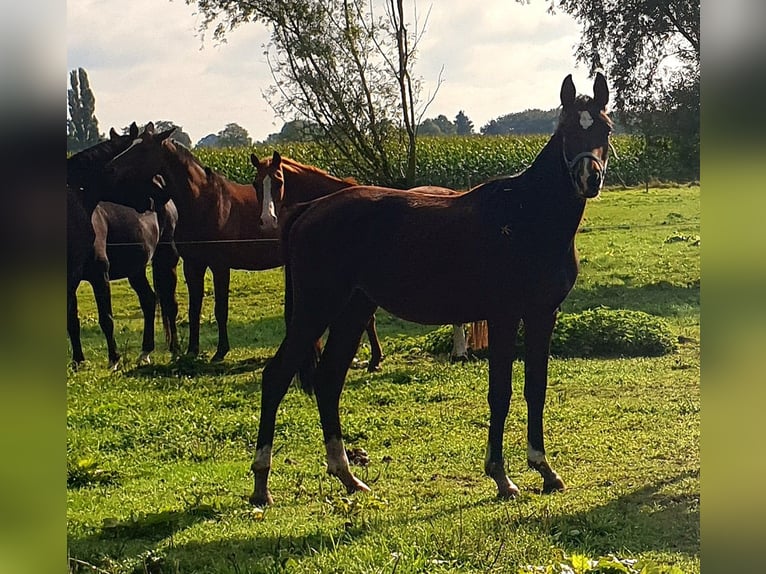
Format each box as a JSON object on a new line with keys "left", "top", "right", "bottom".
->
{"left": 196, "top": 134, "right": 696, "bottom": 189}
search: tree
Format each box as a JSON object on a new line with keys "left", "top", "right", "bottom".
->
{"left": 265, "top": 119, "right": 322, "bottom": 144}
{"left": 196, "top": 133, "right": 220, "bottom": 148}
{"left": 531, "top": 0, "right": 699, "bottom": 177}
{"left": 454, "top": 110, "right": 474, "bottom": 135}
{"left": 67, "top": 68, "right": 101, "bottom": 153}
{"left": 216, "top": 123, "right": 252, "bottom": 148}
{"left": 480, "top": 108, "right": 559, "bottom": 136}
{"left": 418, "top": 114, "right": 455, "bottom": 136}
{"left": 182, "top": 0, "right": 439, "bottom": 186}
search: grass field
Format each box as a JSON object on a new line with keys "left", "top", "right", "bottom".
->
{"left": 67, "top": 185, "right": 700, "bottom": 573}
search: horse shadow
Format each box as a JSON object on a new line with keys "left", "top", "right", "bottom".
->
{"left": 68, "top": 469, "right": 697, "bottom": 572}
{"left": 565, "top": 280, "right": 700, "bottom": 318}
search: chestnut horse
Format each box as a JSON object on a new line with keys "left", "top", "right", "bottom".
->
{"left": 246, "top": 74, "right": 612, "bottom": 504}
{"left": 67, "top": 123, "right": 179, "bottom": 367}
{"left": 105, "top": 123, "right": 287, "bottom": 361}
{"left": 249, "top": 154, "right": 385, "bottom": 372}
{"left": 249, "top": 152, "right": 489, "bottom": 366}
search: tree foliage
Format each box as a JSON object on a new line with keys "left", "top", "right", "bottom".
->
{"left": 265, "top": 119, "right": 323, "bottom": 144}
{"left": 67, "top": 68, "right": 101, "bottom": 153}
{"left": 182, "top": 0, "right": 437, "bottom": 186}
{"left": 535, "top": 0, "right": 699, "bottom": 176}
{"left": 454, "top": 110, "right": 474, "bottom": 136}
{"left": 216, "top": 122, "right": 252, "bottom": 148}
{"left": 481, "top": 108, "right": 559, "bottom": 136}
{"left": 418, "top": 114, "right": 456, "bottom": 136}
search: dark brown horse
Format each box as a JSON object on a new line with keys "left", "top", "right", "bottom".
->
{"left": 245, "top": 73, "right": 611, "bottom": 505}
{"left": 249, "top": 153, "right": 488, "bottom": 365}
{"left": 105, "top": 123, "right": 285, "bottom": 361}
{"left": 67, "top": 124, "right": 179, "bottom": 367}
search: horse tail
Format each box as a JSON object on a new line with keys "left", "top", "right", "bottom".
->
{"left": 466, "top": 320, "right": 489, "bottom": 352}
{"left": 281, "top": 201, "right": 321, "bottom": 394}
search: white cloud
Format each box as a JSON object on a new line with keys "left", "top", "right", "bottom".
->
{"left": 67, "top": 0, "right": 599, "bottom": 143}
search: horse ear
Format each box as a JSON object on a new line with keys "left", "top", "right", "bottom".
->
{"left": 560, "top": 74, "right": 576, "bottom": 109}
{"left": 157, "top": 127, "right": 176, "bottom": 142}
{"left": 144, "top": 122, "right": 156, "bottom": 136}
{"left": 272, "top": 151, "right": 281, "bottom": 166}
{"left": 109, "top": 127, "right": 119, "bottom": 140}
{"left": 250, "top": 153, "right": 259, "bottom": 167}
{"left": 593, "top": 72, "right": 609, "bottom": 109}
{"left": 129, "top": 122, "right": 139, "bottom": 138}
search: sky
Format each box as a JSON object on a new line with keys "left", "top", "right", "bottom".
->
{"left": 67, "top": 0, "right": 593, "bottom": 145}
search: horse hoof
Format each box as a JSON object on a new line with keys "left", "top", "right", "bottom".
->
{"left": 344, "top": 476, "right": 371, "bottom": 494}
{"left": 451, "top": 354, "right": 469, "bottom": 364}
{"left": 367, "top": 363, "right": 382, "bottom": 373}
{"left": 137, "top": 353, "right": 152, "bottom": 366}
{"left": 497, "top": 480, "right": 521, "bottom": 499}
{"left": 211, "top": 353, "right": 226, "bottom": 363}
{"left": 542, "top": 476, "right": 566, "bottom": 494}
{"left": 249, "top": 491, "right": 273, "bottom": 507}
{"left": 108, "top": 357, "right": 121, "bottom": 371}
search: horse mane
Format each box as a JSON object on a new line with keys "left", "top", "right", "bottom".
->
{"left": 280, "top": 156, "right": 358, "bottom": 186}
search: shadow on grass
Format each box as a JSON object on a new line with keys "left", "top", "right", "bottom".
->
{"left": 566, "top": 280, "right": 700, "bottom": 318}
{"left": 129, "top": 354, "right": 271, "bottom": 380}
{"left": 532, "top": 469, "right": 700, "bottom": 557}
{"left": 68, "top": 470, "right": 698, "bottom": 572}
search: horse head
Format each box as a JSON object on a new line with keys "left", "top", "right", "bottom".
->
{"left": 105, "top": 121, "right": 176, "bottom": 209}
{"left": 557, "top": 72, "right": 611, "bottom": 199}
{"left": 67, "top": 122, "right": 158, "bottom": 212}
{"left": 250, "top": 151, "right": 283, "bottom": 231}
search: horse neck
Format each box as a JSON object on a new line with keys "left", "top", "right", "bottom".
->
{"left": 161, "top": 147, "right": 213, "bottom": 217}
{"left": 283, "top": 167, "right": 352, "bottom": 205}
{"left": 67, "top": 143, "right": 123, "bottom": 211}
{"left": 515, "top": 131, "right": 587, "bottom": 247}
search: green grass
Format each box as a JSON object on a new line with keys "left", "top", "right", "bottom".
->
{"left": 67, "top": 186, "right": 699, "bottom": 573}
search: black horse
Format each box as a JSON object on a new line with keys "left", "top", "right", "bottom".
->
{"left": 67, "top": 124, "right": 180, "bottom": 367}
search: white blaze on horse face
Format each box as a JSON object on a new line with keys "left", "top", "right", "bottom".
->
{"left": 260, "top": 175, "right": 279, "bottom": 230}
{"left": 325, "top": 437, "right": 351, "bottom": 476}
{"left": 253, "top": 445, "right": 272, "bottom": 471}
{"left": 579, "top": 111, "right": 594, "bottom": 130}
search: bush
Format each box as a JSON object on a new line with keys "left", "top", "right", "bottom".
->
{"left": 401, "top": 308, "right": 676, "bottom": 360}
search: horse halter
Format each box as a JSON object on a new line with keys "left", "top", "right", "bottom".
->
{"left": 561, "top": 132, "right": 608, "bottom": 193}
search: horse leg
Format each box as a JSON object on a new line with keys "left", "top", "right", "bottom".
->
{"left": 524, "top": 311, "right": 566, "bottom": 493}
{"left": 152, "top": 245, "right": 180, "bottom": 357}
{"left": 315, "top": 292, "right": 378, "bottom": 492}
{"left": 365, "top": 313, "right": 383, "bottom": 372}
{"left": 128, "top": 272, "right": 156, "bottom": 365}
{"left": 451, "top": 324, "right": 469, "bottom": 362}
{"left": 484, "top": 316, "right": 521, "bottom": 498}
{"left": 211, "top": 266, "right": 231, "bottom": 362}
{"left": 90, "top": 273, "right": 120, "bottom": 369}
{"left": 251, "top": 315, "right": 332, "bottom": 506}
{"left": 67, "top": 286, "right": 85, "bottom": 365}
{"left": 183, "top": 259, "right": 206, "bottom": 357}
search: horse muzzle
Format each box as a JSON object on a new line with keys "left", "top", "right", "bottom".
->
{"left": 568, "top": 151, "right": 605, "bottom": 199}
